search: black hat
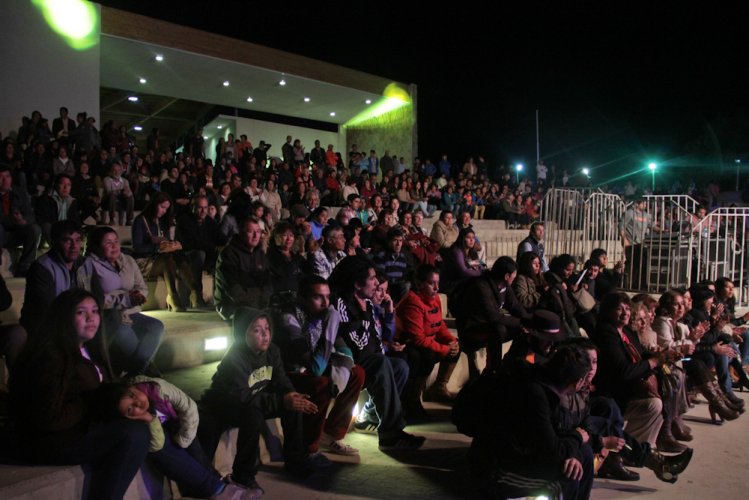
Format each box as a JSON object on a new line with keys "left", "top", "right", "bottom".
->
{"left": 291, "top": 204, "right": 310, "bottom": 218}
{"left": 523, "top": 310, "right": 563, "bottom": 342}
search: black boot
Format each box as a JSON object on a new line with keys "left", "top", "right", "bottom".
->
{"left": 597, "top": 453, "right": 640, "bottom": 481}
{"left": 644, "top": 448, "right": 693, "bottom": 483}
{"left": 402, "top": 377, "right": 430, "bottom": 423}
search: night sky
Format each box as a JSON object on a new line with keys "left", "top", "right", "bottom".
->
{"left": 99, "top": 1, "right": 749, "bottom": 187}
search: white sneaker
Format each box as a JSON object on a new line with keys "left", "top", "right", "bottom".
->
{"left": 319, "top": 432, "right": 359, "bottom": 456}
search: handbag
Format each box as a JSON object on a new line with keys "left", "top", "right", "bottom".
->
{"left": 572, "top": 287, "right": 596, "bottom": 313}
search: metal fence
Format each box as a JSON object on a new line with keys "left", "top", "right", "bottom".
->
{"left": 689, "top": 207, "right": 749, "bottom": 306}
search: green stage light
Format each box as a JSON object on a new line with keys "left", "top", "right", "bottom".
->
{"left": 33, "top": 0, "right": 98, "bottom": 51}
{"left": 344, "top": 83, "right": 412, "bottom": 126}
{"left": 648, "top": 162, "right": 657, "bottom": 171}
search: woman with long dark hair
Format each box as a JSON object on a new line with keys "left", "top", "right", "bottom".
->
{"left": 440, "top": 227, "right": 485, "bottom": 294}
{"left": 513, "top": 251, "right": 547, "bottom": 310}
{"left": 10, "top": 289, "right": 150, "bottom": 499}
{"left": 132, "top": 192, "right": 196, "bottom": 311}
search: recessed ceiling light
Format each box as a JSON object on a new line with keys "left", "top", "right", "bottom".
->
{"left": 246, "top": 96, "right": 254, "bottom": 103}
{"left": 155, "top": 54, "right": 164, "bottom": 62}
{"left": 133, "top": 125, "right": 143, "bottom": 131}
{"left": 217, "top": 125, "right": 223, "bottom": 129}
{"left": 365, "top": 99, "right": 372, "bottom": 104}
{"left": 203, "top": 135, "right": 208, "bottom": 140}
{"left": 279, "top": 79, "right": 286, "bottom": 86}
{"left": 223, "top": 81, "right": 230, "bottom": 87}
{"left": 127, "top": 96, "right": 139, "bottom": 102}
{"left": 329, "top": 112, "right": 336, "bottom": 117}
{"left": 303, "top": 97, "right": 310, "bottom": 102}
{"left": 139, "top": 77, "right": 147, "bottom": 84}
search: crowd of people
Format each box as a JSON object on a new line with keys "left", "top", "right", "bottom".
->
{"left": 0, "top": 108, "right": 747, "bottom": 499}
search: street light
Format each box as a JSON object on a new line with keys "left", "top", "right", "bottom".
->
{"left": 648, "top": 162, "right": 657, "bottom": 192}
{"left": 582, "top": 167, "right": 590, "bottom": 177}
{"left": 515, "top": 163, "right": 523, "bottom": 184}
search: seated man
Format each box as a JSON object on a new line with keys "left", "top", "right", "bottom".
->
{"left": 103, "top": 162, "right": 134, "bottom": 226}
{"left": 0, "top": 165, "right": 41, "bottom": 277}
{"left": 308, "top": 224, "right": 346, "bottom": 280}
{"left": 276, "top": 275, "right": 364, "bottom": 456}
{"left": 176, "top": 195, "right": 221, "bottom": 306}
{"left": 197, "top": 308, "right": 330, "bottom": 495}
{"left": 329, "top": 256, "right": 425, "bottom": 450}
{"left": 373, "top": 227, "right": 414, "bottom": 304}
{"left": 214, "top": 217, "right": 271, "bottom": 326}
{"left": 395, "top": 264, "right": 459, "bottom": 419}
{"left": 35, "top": 174, "right": 81, "bottom": 246}
{"left": 20, "top": 220, "right": 86, "bottom": 336}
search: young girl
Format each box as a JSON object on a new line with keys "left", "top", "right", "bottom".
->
{"left": 97, "top": 377, "right": 249, "bottom": 499}
{"left": 10, "top": 289, "right": 150, "bottom": 499}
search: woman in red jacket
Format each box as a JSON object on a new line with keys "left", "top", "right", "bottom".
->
{"left": 396, "top": 264, "right": 460, "bottom": 420}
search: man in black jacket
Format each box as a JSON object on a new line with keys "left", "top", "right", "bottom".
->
{"left": 176, "top": 195, "right": 220, "bottom": 306}
{"left": 0, "top": 165, "right": 42, "bottom": 277}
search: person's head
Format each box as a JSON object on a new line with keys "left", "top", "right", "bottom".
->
{"left": 460, "top": 211, "right": 471, "bottom": 227}
{"left": 562, "top": 337, "right": 599, "bottom": 387}
{"left": 690, "top": 285, "right": 716, "bottom": 312}
{"left": 299, "top": 275, "right": 331, "bottom": 316}
{"left": 413, "top": 210, "right": 424, "bottom": 226}
{"left": 51, "top": 220, "right": 83, "bottom": 263}
{"left": 518, "top": 251, "right": 541, "bottom": 278}
{"left": 630, "top": 301, "right": 651, "bottom": 335}
{"left": 543, "top": 343, "right": 592, "bottom": 394}
{"left": 272, "top": 221, "right": 296, "bottom": 251}
{"left": 631, "top": 293, "right": 658, "bottom": 323}
{"left": 329, "top": 256, "right": 377, "bottom": 301}
{"left": 530, "top": 221, "right": 545, "bottom": 241}
{"left": 400, "top": 211, "right": 413, "bottom": 227}
{"left": 414, "top": 264, "right": 440, "bottom": 298}
{"left": 590, "top": 248, "right": 608, "bottom": 267}
{"left": 550, "top": 254, "right": 575, "bottom": 279}
{"left": 524, "top": 310, "right": 564, "bottom": 356}
{"left": 696, "top": 206, "right": 708, "bottom": 219}
{"left": 599, "top": 291, "right": 632, "bottom": 328}
{"left": 440, "top": 210, "right": 454, "bottom": 226}
{"left": 380, "top": 208, "right": 395, "bottom": 227}
{"left": 490, "top": 256, "right": 517, "bottom": 285}
{"left": 192, "top": 195, "right": 209, "bottom": 221}
{"left": 117, "top": 383, "right": 151, "bottom": 422}
{"left": 584, "top": 260, "right": 601, "bottom": 280}
{"left": 0, "top": 165, "right": 13, "bottom": 192}
{"left": 87, "top": 226, "right": 121, "bottom": 263}
{"left": 455, "top": 228, "right": 476, "bottom": 252}
{"left": 387, "top": 227, "right": 405, "bottom": 254}
{"left": 373, "top": 273, "right": 389, "bottom": 305}
{"left": 313, "top": 206, "right": 329, "bottom": 225}
{"left": 715, "top": 277, "right": 735, "bottom": 301}
{"left": 241, "top": 218, "right": 262, "bottom": 249}
{"left": 241, "top": 309, "right": 272, "bottom": 352}
{"left": 681, "top": 288, "right": 693, "bottom": 312}
{"left": 323, "top": 225, "right": 345, "bottom": 252}
{"left": 143, "top": 192, "right": 173, "bottom": 222}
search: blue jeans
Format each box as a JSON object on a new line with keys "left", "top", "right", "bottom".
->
{"left": 358, "top": 354, "right": 409, "bottom": 437}
{"left": 111, "top": 312, "right": 164, "bottom": 374}
{"left": 150, "top": 433, "right": 222, "bottom": 498}
{"left": 39, "top": 419, "right": 150, "bottom": 500}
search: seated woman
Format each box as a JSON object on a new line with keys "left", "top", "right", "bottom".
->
{"left": 629, "top": 300, "right": 689, "bottom": 452}
{"left": 545, "top": 254, "right": 581, "bottom": 337}
{"left": 512, "top": 251, "right": 548, "bottom": 310}
{"left": 267, "top": 221, "right": 305, "bottom": 300}
{"left": 396, "top": 265, "right": 460, "bottom": 419}
{"left": 84, "top": 226, "right": 164, "bottom": 376}
{"left": 132, "top": 192, "right": 197, "bottom": 311}
{"left": 592, "top": 292, "right": 673, "bottom": 448}
{"left": 439, "top": 228, "right": 485, "bottom": 295}
{"left": 9, "top": 290, "right": 150, "bottom": 499}
{"left": 653, "top": 290, "right": 739, "bottom": 425}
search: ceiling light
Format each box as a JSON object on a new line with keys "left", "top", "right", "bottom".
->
{"left": 246, "top": 96, "right": 253, "bottom": 103}
{"left": 279, "top": 79, "right": 286, "bottom": 86}
{"left": 155, "top": 54, "right": 164, "bottom": 62}
{"left": 303, "top": 97, "right": 310, "bottom": 102}
{"left": 139, "top": 77, "right": 147, "bottom": 84}
{"left": 133, "top": 125, "right": 143, "bottom": 131}
{"left": 127, "top": 96, "right": 138, "bottom": 102}
{"left": 223, "top": 81, "right": 230, "bottom": 87}
{"left": 203, "top": 135, "right": 208, "bottom": 140}
{"left": 365, "top": 99, "right": 372, "bottom": 104}
{"left": 329, "top": 112, "right": 336, "bottom": 117}
{"left": 217, "top": 125, "right": 223, "bottom": 129}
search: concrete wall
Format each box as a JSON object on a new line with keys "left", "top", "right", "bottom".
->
{"left": 0, "top": 1, "right": 101, "bottom": 138}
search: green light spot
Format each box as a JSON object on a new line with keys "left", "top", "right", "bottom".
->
{"left": 33, "top": 0, "right": 98, "bottom": 51}
{"left": 345, "top": 83, "right": 411, "bottom": 127}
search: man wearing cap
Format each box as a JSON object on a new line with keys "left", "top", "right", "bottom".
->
{"left": 505, "top": 310, "right": 564, "bottom": 364}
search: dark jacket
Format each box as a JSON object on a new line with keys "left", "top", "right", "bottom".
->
{"left": 175, "top": 213, "right": 220, "bottom": 254}
{"left": 0, "top": 188, "right": 35, "bottom": 228}
{"left": 335, "top": 296, "right": 383, "bottom": 361}
{"left": 214, "top": 236, "right": 271, "bottom": 319}
{"left": 34, "top": 194, "right": 81, "bottom": 226}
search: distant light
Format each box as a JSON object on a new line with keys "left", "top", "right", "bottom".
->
{"left": 203, "top": 136, "right": 209, "bottom": 140}
{"left": 139, "top": 77, "right": 147, "bottom": 84}
{"left": 34, "top": 0, "right": 98, "bottom": 50}
{"left": 127, "top": 96, "right": 139, "bottom": 102}
{"left": 133, "top": 125, "right": 143, "bottom": 132}
{"left": 329, "top": 112, "right": 336, "bottom": 117}
{"left": 648, "top": 162, "right": 657, "bottom": 171}
{"left": 516, "top": 163, "right": 524, "bottom": 172}
{"left": 204, "top": 336, "right": 228, "bottom": 351}
{"left": 365, "top": 99, "right": 372, "bottom": 104}
{"left": 736, "top": 159, "right": 742, "bottom": 164}
{"left": 303, "top": 97, "right": 310, "bottom": 102}
{"left": 279, "top": 79, "right": 286, "bottom": 86}
{"left": 155, "top": 54, "right": 164, "bottom": 62}
{"left": 217, "top": 125, "right": 223, "bottom": 129}
{"left": 222, "top": 81, "right": 230, "bottom": 87}
{"left": 582, "top": 167, "right": 590, "bottom": 176}
{"left": 246, "top": 96, "right": 254, "bottom": 103}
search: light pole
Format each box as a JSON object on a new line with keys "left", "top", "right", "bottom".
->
{"left": 736, "top": 159, "right": 742, "bottom": 191}
{"left": 648, "top": 162, "right": 657, "bottom": 192}
{"left": 515, "top": 163, "right": 523, "bottom": 184}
